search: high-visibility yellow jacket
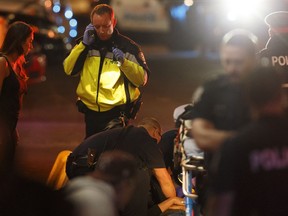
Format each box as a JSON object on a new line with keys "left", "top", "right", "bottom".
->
{"left": 63, "top": 30, "right": 149, "bottom": 112}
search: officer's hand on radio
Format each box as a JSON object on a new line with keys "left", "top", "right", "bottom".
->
{"left": 83, "top": 23, "right": 95, "bottom": 46}
{"left": 112, "top": 47, "right": 125, "bottom": 65}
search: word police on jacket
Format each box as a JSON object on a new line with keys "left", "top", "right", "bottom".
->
{"left": 271, "top": 55, "right": 288, "bottom": 66}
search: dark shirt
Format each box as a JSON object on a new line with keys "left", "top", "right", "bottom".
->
{"left": 210, "top": 115, "right": 288, "bottom": 216}
{"left": 158, "top": 129, "right": 183, "bottom": 185}
{"left": 158, "top": 129, "right": 178, "bottom": 170}
{"left": 72, "top": 126, "right": 165, "bottom": 170}
{"left": 191, "top": 75, "right": 250, "bottom": 131}
{"left": 0, "top": 57, "right": 24, "bottom": 130}
{"left": 0, "top": 55, "right": 27, "bottom": 163}
{"left": 191, "top": 75, "right": 251, "bottom": 166}
{"left": 258, "top": 34, "right": 288, "bottom": 83}
{"left": 70, "top": 126, "right": 166, "bottom": 216}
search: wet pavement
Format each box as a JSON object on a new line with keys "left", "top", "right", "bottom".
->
{"left": 16, "top": 51, "right": 222, "bottom": 183}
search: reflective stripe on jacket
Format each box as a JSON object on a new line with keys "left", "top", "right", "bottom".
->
{"left": 63, "top": 30, "right": 149, "bottom": 112}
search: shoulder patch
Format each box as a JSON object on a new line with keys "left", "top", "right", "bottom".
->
{"left": 139, "top": 51, "right": 146, "bottom": 64}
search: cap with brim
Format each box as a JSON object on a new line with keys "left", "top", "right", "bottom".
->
{"left": 173, "top": 104, "right": 190, "bottom": 122}
{"left": 265, "top": 11, "right": 288, "bottom": 33}
{"left": 173, "top": 104, "right": 194, "bottom": 122}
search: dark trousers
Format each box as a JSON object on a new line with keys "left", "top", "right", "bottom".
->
{"left": 84, "top": 107, "right": 123, "bottom": 138}
{"left": 0, "top": 117, "right": 17, "bottom": 173}
{"left": 76, "top": 100, "right": 130, "bottom": 138}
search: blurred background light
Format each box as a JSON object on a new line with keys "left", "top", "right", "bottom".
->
{"left": 170, "top": 4, "right": 190, "bottom": 21}
{"left": 52, "top": 3, "right": 61, "bottom": 13}
{"left": 224, "top": 0, "right": 262, "bottom": 22}
{"left": 184, "top": 0, "right": 194, "bottom": 7}
{"left": 226, "top": 11, "right": 237, "bottom": 21}
{"left": 69, "top": 29, "right": 77, "bottom": 38}
{"left": 64, "top": 9, "right": 73, "bottom": 19}
{"left": 57, "top": 26, "right": 65, "bottom": 33}
{"left": 69, "top": 18, "right": 77, "bottom": 27}
{"left": 47, "top": 30, "right": 56, "bottom": 38}
{"left": 65, "top": 43, "right": 72, "bottom": 50}
{"left": 44, "top": 0, "right": 52, "bottom": 9}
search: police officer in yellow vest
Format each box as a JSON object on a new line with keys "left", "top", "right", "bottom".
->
{"left": 63, "top": 4, "right": 150, "bottom": 138}
{"left": 258, "top": 11, "right": 288, "bottom": 86}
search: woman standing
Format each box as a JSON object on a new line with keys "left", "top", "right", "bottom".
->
{"left": 0, "top": 21, "right": 34, "bottom": 169}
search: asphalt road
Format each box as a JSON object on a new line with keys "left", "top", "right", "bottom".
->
{"left": 16, "top": 50, "right": 222, "bottom": 183}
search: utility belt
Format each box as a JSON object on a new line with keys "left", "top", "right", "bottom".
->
{"left": 76, "top": 94, "right": 142, "bottom": 120}
{"left": 66, "top": 151, "right": 148, "bottom": 179}
{"left": 66, "top": 148, "right": 98, "bottom": 179}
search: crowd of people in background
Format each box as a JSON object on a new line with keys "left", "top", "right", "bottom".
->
{"left": 1, "top": 2, "right": 288, "bottom": 216}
